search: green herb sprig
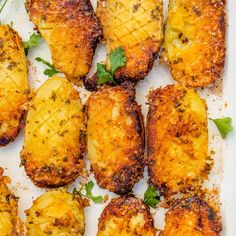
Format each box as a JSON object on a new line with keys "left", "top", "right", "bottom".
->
{"left": 23, "top": 32, "right": 41, "bottom": 55}
{"left": 97, "top": 46, "right": 126, "bottom": 85}
{"left": 35, "top": 57, "right": 60, "bottom": 77}
{"left": 73, "top": 181, "right": 103, "bottom": 204}
{"left": 144, "top": 186, "right": 160, "bottom": 208}
{"left": 210, "top": 117, "right": 233, "bottom": 139}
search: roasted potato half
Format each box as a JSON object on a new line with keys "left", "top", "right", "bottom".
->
{"left": 0, "top": 25, "right": 29, "bottom": 146}
{"left": 0, "top": 168, "right": 22, "bottom": 236}
{"left": 163, "top": 0, "right": 226, "bottom": 87}
{"left": 98, "top": 196, "right": 156, "bottom": 236}
{"left": 96, "top": 0, "right": 163, "bottom": 82}
{"left": 21, "top": 76, "right": 85, "bottom": 188}
{"left": 26, "top": 0, "right": 101, "bottom": 81}
{"left": 26, "top": 189, "right": 85, "bottom": 236}
{"left": 162, "top": 197, "right": 222, "bottom": 236}
{"left": 87, "top": 86, "right": 145, "bottom": 194}
{"left": 147, "top": 85, "right": 211, "bottom": 197}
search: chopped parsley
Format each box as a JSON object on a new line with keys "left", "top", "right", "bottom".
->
{"left": 23, "top": 32, "right": 41, "bottom": 55}
{"left": 97, "top": 46, "right": 126, "bottom": 85}
{"left": 35, "top": 57, "right": 60, "bottom": 77}
{"left": 210, "top": 117, "right": 233, "bottom": 139}
{"left": 144, "top": 186, "right": 160, "bottom": 208}
{"left": 73, "top": 181, "right": 103, "bottom": 204}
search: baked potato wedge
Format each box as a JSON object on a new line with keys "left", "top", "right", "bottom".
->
{"left": 25, "top": 189, "right": 85, "bottom": 236}
{"left": 98, "top": 196, "right": 156, "bottom": 236}
{"left": 0, "top": 25, "right": 29, "bottom": 146}
{"left": 162, "top": 197, "right": 222, "bottom": 236}
{"left": 147, "top": 85, "right": 211, "bottom": 197}
{"left": 96, "top": 0, "right": 163, "bottom": 82}
{"left": 163, "top": 0, "right": 226, "bottom": 87}
{"left": 26, "top": 0, "right": 101, "bottom": 81}
{"left": 87, "top": 86, "right": 145, "bottom": 194}
{"left": 0, "top": 168, "right": 22, "bottom": 236}
{"left": 21, "top": 76, "right": 85, "bottom": 188}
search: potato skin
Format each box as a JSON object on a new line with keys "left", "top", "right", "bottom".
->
{"left": 21, "top": 76, "right": 85, "bottom": 188}
{"left": 96, "top": 0, "right": 163, "bottom": 82}
{"left": 87, "top": 86, "right": 145, "bottom": 194}
{"left": 98, "top": 196, "right": 156, "bottom": 236}
{"left": 163, "top": 0, "right": 226, "bottom": 87}
{"left": 0, "top": 168, "right": 22, "bottom": 236}
{"left": 162, "top": 197, "right": 222, "bottom": 236}
{"left": 26, "top": 189, "right": 85, "bottom": 236}
{"left": 0, "top": 25, "right": 29, "bottom": 146}
{"left": 26, "top": 0, "right": 101, "bottom": 80}
{"left": 147, "top": 85, "right": 211, "bottom": 197}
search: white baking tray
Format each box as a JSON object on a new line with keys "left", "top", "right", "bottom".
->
{"left": 0, "top": 0, "right": 235, "bottom": 235}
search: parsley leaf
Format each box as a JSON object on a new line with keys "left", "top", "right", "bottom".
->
{"left": 110, "top": 46, "right": 126, "bottom": 76}
{"left": 210, "top": 117, "right": 233, "bottom": 139}
{"left": 144, "top": 186, "right": 160, "bottom": 208}
{"left": 73, "top": 181, "right": 103, "bottom": 204}
{"left": 97, "top": 63, "right": 114, "bottom": 84}
{"left": 23, "top": 32, "right": 41, "bottom": 55}
{"left": 35, "top": 57, "right": 60, "bottom": 77}
{"left": 97, "top": 46, "right": 126, "bottom": 85}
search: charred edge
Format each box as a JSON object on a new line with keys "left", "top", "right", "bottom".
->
{"left": 0, "top": 111, "right": 27, "bottom": 147}
{"left": 115, "top": 46, "right": 160, "bottom": 82}
{"left": 84, "top": 72, "right": 139, "bottom": 92}
{"left": 171, "top": 197, "right": 222, "bottom": 233}
{"left": 109, "top": 90, "right": 145, "bottom": 195}
{"left": 0, "top": 136, "right": 13, "bottom": 146}
{"left": 22, "top": 160, "right": 84, "bottom": 188}
{"left": 112, "top": 164, "right": 145, "bottom": 195}
{"left": 98, "top": 196, "right": 155, "bottom": 232}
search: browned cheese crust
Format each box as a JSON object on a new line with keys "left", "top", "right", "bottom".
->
{"left": 96, "top": 0, "right": 163, "bottom": 82}
{"left": 0, "top": 168, "right": 23, "bottom": 236}
{"left": 0, "top": 25, "right": 29, "bottom": 146}
{"left": 163, "top": 0, "right": 226, "bottom": 87}
{"left": 162, "top": 197, "right": 222, "bottom": 236}
{"left": 147, "top": 84, "right": 211, "bottom": 197}
{"left": 21, "top": 76, "right": 85, "bottom": 188}
{"left": 87, "top": 86, "right": 145, "bottom": 194}
{"left": 98, "top": 196, "right": 156, "bottom": 236}
{"left": 26, "top": 0, "right": 102, "bottom": 81}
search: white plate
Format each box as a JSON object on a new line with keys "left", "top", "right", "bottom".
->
{"left": 0, "top": 0, "right": 235, "bottom": 235}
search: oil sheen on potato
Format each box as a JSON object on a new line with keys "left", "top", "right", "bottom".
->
{"left": 21, "top": 76, "right": 85, "bottom": 188}
{"left": 87, "top": 86, "right": 145, "bottom": 194}
{"left": 163, "top": 0, "right": 226, "bottom": 87}
{"left": 147, "top": 84, "right": 211, "bottom": 197}
{"left": 26, "top": 190, "right": 85, "bottom": 236}
{"left": 0, "top": 25, "right": 29, "bottom": 146}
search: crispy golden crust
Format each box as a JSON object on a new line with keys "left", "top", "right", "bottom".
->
{"left": 98, "top": 196, "right": 156, "bottom": 236}
{"left": 87, "top": 86, "right": 145, "bottom": 194}
{"left": 26, "top": 0, "right": 101, "bottom": 80}
{"left": 96, "top": 0, "right": 163, "bottom": 82}
{"left": 0, "top": 168, "right": 22, "bottom": 236}
{"left": 162, "top": 197, "right": 222, "bottom": 236}
{"left": 0, "top": 25, "right": 29, "bottom": 146}
{"left": 21, "top": 76, "right": 85, "bottom": 188}
{"left": 26, "top": 189, "right": 85, "bottom": 236}
{"left": 147, "top": 85, "right": 211, "bottom": 197}
{"left": 163, "top": 0, "right": 226, "bottom": 87}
